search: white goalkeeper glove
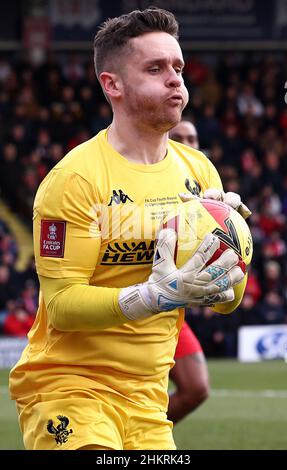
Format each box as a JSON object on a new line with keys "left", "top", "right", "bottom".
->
{"left": 179, "top": 189, "right": 251, "bottom": 219}
{"left": 203, "top": 188, "right": 251, "bottom": 219}
{"left": 118, "top": 229, "right": 244, "bottom": 321}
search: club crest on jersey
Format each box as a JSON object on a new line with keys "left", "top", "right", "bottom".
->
{"left": 40, "top": 220, "right": 66, "bottom": 257}
{"left": 185, "top": 178, "right": 201, "bottom": 196}
{"left": 47, "top": 415, "right": 73, "bottom": 445}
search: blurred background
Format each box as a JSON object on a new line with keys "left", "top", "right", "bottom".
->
{"left": 0, "top": 0, "right": 287, "bottom": 450}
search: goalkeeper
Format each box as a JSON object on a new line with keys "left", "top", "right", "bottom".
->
{"left": 10, "top": 7, "right": 246, "bottom": 450}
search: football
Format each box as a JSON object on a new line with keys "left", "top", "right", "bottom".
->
{"left": 162, "top": 197, "right": 253, "bottom": 314}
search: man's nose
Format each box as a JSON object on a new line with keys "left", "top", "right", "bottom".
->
{"left": 166, "top": 69, "right": 182, "bottom": 88}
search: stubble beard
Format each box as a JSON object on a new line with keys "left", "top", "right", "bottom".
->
{"left": 124, "top": 89, "right": 185, "bottom": 133}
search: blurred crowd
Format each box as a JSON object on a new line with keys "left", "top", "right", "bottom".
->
{"left": 0, "top": 51, "right": 286, "bottom": 354}
{"left": 0, "top": 220, "right": 38, "bottom": 336}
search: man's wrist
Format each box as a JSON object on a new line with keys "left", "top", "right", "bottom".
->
{"left": 118, "top": 284, "right": 155, "bottom": 320}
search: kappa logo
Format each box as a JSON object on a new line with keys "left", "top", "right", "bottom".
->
{"left": 47, "top": 415, "right": 73, "bottom": 445}
{"left": 185, "top": 178, "right": 201, "bottom": 196}
{"left": 108, "top": 189, "right": 134, "bottom": 206}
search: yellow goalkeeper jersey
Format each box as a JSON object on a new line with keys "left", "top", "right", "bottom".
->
{"left": 10, "top": 129, "right": 222, "bottom": 411}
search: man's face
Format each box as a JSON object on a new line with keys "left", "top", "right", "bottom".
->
{"left": 169, "top": 121, "right": 199, "bottom": 149}
{"left": 119, "top": 32, "right": 188, "bottom": 132}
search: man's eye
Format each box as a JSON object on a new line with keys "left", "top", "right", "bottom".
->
{"left": 149, "top": 68, "right": 160, "bottom": 73}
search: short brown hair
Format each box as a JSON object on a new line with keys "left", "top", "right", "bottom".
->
{"left": 94, "top": 7, "right": 179, "bottom": 79}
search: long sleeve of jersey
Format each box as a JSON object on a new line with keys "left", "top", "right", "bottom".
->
{"left": 39, "top": 275, "right": 126, "bottom": 331}
{"left": 33, "top": 169, "right": 127, "bottom": 331}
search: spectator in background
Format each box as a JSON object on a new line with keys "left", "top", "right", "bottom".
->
{"left": 0, "top": 232, "right": 18, "bottom": 264}
{"left": 9, "top": 123, "right": 30, "bottom": 156}
{"left": 28, "top": 150, "right": 48, "bottom": 181}
{"left": 237, "top": 293, "right": 261, "bottom": 326}
{"left": 244, "top": 267, "right": 262, "bottom": 304}
{"left": 3, "top": 300, "right": 34, "bottom": 337}
{"left": 21, "top": 280, "right": 38, "bottom": 316}
{"left": 63, "top": 54, "right": 85, "bottom": 84}
{"left": 200, "top": 70, "right": 222, "bottom": 107}
{"left": 79, "top": 85, "right": 96, "bottom": 125}
{"left": 0, "top": 218, "right": 38, "bottom": 335}
{"left": 262, "top": 260, "right": 282, "bottom": 294}
{"left": 193, "top": 307, "right": 226, "bottom": 357}
{"left": 47, "top": 143, "right": 64, "bottom": 170}
{"left": 0, "top": 264, "right": 18, "bottom": 309}
{"left": 34, "top": 128, "right": 52, "bottom": 162}
{"left": 263, "top": 151, "right": 283, "bottom": 194}
{"left": 91, "top": 102, "right": 113, "bottom": 134}
{"left": 262, "top": 231, "right": 286, "bottom": 259}
{"left": 0, "top": 57, "right": 11, "bottom": 83}
{"left": 221, "top": 123, "right": 243, "bottom": 166}
{"left": 240, "top": 148, "right": 262, "bottom": 199}
{"left": 17, "top": 167, "right": 39, "bottom": 221}
{"left": 67, "top": 128, "right": 91, "bottom": 152}
{"left": 184, "top": 54, "right": 208, "bottom": 86}
{"left": 237, "top": 83, "right": 264, "bottom": 117}
{"left": 20, "top": 256, "right": 38, "bottom": 288}
{"left": 258, "top": 291, "right": 285, "bottom": 325}
{"left": 281, "top": 177, "right": 287, "bottom": 217}
{"left": 0, "top": 142, "right": 20, "bottom": 210}
{"left": 197, "top": 104, "right": 221, "bottom": 149}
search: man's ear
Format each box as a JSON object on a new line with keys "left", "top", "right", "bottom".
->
{"left": 100, "top": 72, "right": 122, "bottom": 100}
